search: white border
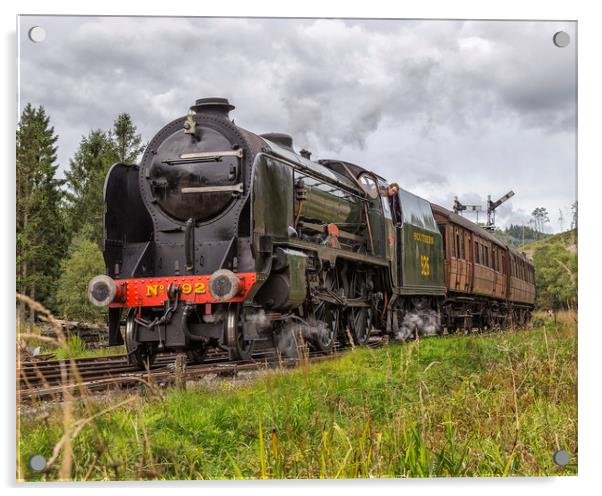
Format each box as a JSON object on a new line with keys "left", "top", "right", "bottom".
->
{"left": 2, "top": 1, "right": 600, "bottom": 495}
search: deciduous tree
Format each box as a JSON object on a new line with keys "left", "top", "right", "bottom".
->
{"left": 55, "top": 236, "right": 106, "bottom": 322}
{"left": 533, "top": 242, "right": 577, "bottom": 310}
{"left": 531, "top": 207, "right": 550, "bottom": 238}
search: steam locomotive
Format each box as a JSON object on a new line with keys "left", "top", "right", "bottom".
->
{"left": 88, "top": 97, "right": 535, "bottom": 368}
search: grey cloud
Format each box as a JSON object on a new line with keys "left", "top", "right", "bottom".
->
{"left": 18, "top": 16, "right": 576, "bottom": 232}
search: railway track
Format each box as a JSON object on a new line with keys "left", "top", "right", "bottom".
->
{"left": 19, "top": 349, "right": 227, "bottom": 389}
{"left": 18, "top": 338, "right": 383, "bottom": 402}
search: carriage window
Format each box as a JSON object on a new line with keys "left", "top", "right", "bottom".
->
{"left": 521, "top": 261, "right": 524, "bottom": 280}
{"left": 484, "top": 246, "right": 489, "bottom": 267}
{"left": 454, "top": 229, "right": 459, "bottom": 258}
{"left": 455, "top": 230, "right": 459, "bottom": 258}
{"left": 358, "top": 174, "right": 378, "bottom": 199}
{"left": 474, "top": 241, "right": 479, "bottom": 264}
{"left": 460, "top": 231, "right": 465, "bottom": 259}
{"left": 520, "top": 260, "right": 526, "bottom": 281}
{"left": 454, "top": 228, "right": 459, "bottom": 258}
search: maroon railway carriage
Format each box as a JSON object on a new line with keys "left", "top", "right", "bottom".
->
{"left": 431, "top": 203, "right": 535, "bottom": 330}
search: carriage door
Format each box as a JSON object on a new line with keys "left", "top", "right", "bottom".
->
{"left": 492, "top": 245, "right": 498, "bottom": 297}
{"left": 466, "top": 230, "right": 473, "bottom": 293}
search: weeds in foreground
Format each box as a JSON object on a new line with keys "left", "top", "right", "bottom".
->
{"left": 18, "top": 308, "right": 578, "bottom": 480}
{"left": 19, "top": 321, "right": 126, "bottom": 360}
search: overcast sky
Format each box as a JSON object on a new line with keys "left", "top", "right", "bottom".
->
{"left": 18, "top": 16, "right": 576, "bottom": 233}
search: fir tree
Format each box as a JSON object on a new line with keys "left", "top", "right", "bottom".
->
{"left": 65, "top": 113, "right": 145, "bottom": 246}
{"left": 110, "top": 113, "right": 146, "bottom": 164}
{"left": 16, "top": 104, "right": 68, "bottom": 321}
{"left": 64, "top": 129, "right": 117, "bottom": 244}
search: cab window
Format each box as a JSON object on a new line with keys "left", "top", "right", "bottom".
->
{"left": 358, "top": 174, "right": 378, "bottom": 199}
{"left": 381, "top": 195, "right": 392, "bottom": 219}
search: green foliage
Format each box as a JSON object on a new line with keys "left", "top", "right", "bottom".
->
{"left": 48, "top": 335, "right": 126, "bottom": 360}
{"left": 64, "top": 113, "right": 145, "bottom": 246}
{"left": 531, "top": 207, "right": 550, "bottom": 237}
{"left": 110, "top": 113, "right": 146, "bottom": 164}
{"left": 16, "top": 104, "right": 68, "bottom": 316}
{"left": 501, "top": 224, "right": 549, "bottom": 246}
{"left": 533, "top": 241, "right": 577, "bottom": 310}
{"left": 64, "top": 130, "right": 118, "bottom": 246}
{"left": 22, "top": 325, "right": 127, "bottom": 359}
{"left": 523, "top": 227, "right": 577, "bottom": 253}
{"left": 16, "top": 104, "right": 146, "bottom": 320}
{"left": 492, "top": 224, "right": 552, "bottom": 248}
{"left": 19, "top": 322, "right": 577, "bottom": 480}
{"left": 570, "top": 201, "right": 577, "bottom": 230}
{"left": 55, "top": 237, "right": 106, "bottom": 322}
{"left": 54, "top": 335, "right": 87, "bottom": 360}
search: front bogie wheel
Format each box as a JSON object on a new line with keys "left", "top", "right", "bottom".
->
{"left": 125, "top": 309, "right": 157, "bottom": 370}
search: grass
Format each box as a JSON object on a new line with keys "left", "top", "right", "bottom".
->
{"left": 522, "top": 228, "right": 577, "bottom": 255}
{"left": 18, "top": 314, "right": 577, "bottom": 481}
{"left": 43, "top": 335, "right": 126, "bottom": 360}
{"left": 18, "top": 324, "right": 126, "bottom": 360}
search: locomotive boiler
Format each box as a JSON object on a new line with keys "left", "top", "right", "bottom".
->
{"left": 88, "top": 97, "right": 535, "bottom": 368}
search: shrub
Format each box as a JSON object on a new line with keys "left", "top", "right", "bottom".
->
{"left": 533, "top": 242, "right": 577, "bottom": 310}
{"left": 55, "top": 237, "right": 105, "bottom": 322}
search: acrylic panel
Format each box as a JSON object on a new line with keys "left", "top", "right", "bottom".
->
{"left": 16, "top": 15, "right": 577, "bottom": 481}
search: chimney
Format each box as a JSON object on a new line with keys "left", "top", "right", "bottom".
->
{"left": 190, "top": 97, "right": 235, "bottom": 118}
